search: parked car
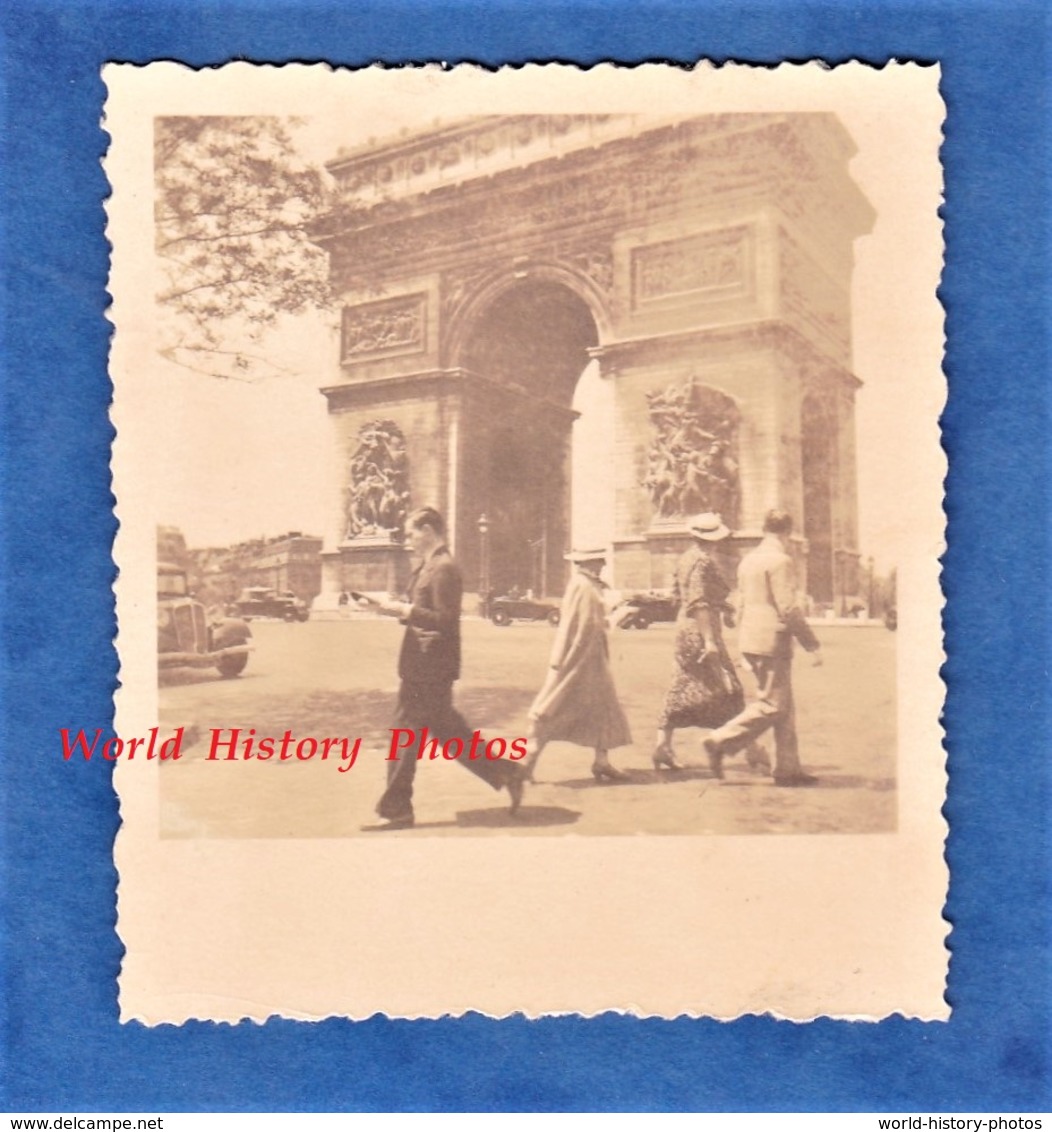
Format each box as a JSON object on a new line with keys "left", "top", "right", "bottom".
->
{"left": 235, "top": 586, "right": 310, "bottom": 622}
{"left": 489, "top": 593, "right": 561, "bottom": 627}
{"left": 614, "top": 590, "right": 679, "bottom": 629}
{"left": 158, "top": 563, "right": 252, "bottom": 678}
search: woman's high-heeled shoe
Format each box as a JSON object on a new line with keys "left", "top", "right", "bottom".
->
{"left": 652, "top": 743, "right": 683, "bottom": 771}
{"left": 592, "top": 762, "right": 630, "bottom": 783}
{"left": 521, "top": 739, "right": 542, "bottom": 784}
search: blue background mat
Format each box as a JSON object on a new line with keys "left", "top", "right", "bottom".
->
{"left": 2, "top": 0, "right": 1050, "bottom": 1112}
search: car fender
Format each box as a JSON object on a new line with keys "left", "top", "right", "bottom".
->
{"left": 212, "top": 616, "right": 252, "bottom": 648}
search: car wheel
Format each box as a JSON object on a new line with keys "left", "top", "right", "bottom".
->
{"left": 216, "top": 654, "right": 248, "bottom": 679}
{"left": 546, "top": 609, "right": 561, "bottom": 628}
{"left": 491, "top": 608, "right": 510, "bottom": 626}
{"left": 633, "top": 612, "right": 651, "bottom": 629}
{"left": 283, "top": 609, "right": 298, "bottom": 622}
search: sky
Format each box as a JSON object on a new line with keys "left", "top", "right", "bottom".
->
{"left": 151, "top": 97, "right": 943, "bottom": 573}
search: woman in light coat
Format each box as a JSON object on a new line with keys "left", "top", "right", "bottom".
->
{"left": 523, "top": 548, "right": 632, "bottom": 783}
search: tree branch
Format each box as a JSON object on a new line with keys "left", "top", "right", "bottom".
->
{"left": 158, "top": 274, "right": 258, "bottom": 303}
{"left": 158, "top": 223, "right": 307, "bottom": 249}
{"left": 158, "top": 343, "right": 299, "bottom": 382}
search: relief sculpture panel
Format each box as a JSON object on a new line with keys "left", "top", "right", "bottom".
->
{"left": 345, "top": 419, "right": 410, "bottom": 539}
{"left": 642, "top": 377, "right": 741, "bottom": 524}
{"left": 632, "top": 226, "right": 751, "bottom": 308}
{"left": 340, "top": 293, "right": 426, "bottom": 363}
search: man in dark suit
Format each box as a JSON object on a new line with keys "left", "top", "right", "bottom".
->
{"left": 360, "top": 506, "right": 525, "bottom": 829}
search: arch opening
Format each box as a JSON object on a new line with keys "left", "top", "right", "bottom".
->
{"left": 461, "top": 279, "right": 599, "bottom": 405}
{"left": 457, "top": 280, "right": 608, "bottom": 599}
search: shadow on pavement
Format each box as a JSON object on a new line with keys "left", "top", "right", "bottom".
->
{"left": 360, "top": 819, "right": 460, "bottom": 833}
{"left": 807, "top": 773, "right": 897, "bottom": 791}
{"left": 548, "top": 768, "right": 722, "bottom": 790}
{"left": 160, "top": 667, "right": 260, "bottom": 687}
{"left": 456, "top": 805, "right": 580, "bottom": 828}
{"left": 718, "top": 772, "right": 896, "bottom": 791}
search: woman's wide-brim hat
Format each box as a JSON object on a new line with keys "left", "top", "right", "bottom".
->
{"left": 564, "top": 547, "right": 608, "bottom": 563}
{"left": 687, "top": 512, "right": 731, "bottom": 542}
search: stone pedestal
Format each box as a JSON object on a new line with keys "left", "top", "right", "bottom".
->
{"left": 320, "top": 540, "right": 411, "bottom": 600}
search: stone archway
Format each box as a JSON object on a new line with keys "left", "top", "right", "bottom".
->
{"left": 456, "top": 278, "right": 601, "bottom": 597}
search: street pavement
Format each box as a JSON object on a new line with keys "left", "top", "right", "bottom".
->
{"left": 158, "top": 617, "right": 896, "bottom": 838}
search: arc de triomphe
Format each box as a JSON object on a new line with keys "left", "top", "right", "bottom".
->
{"left": 311, "top": 113, "right": 874, "bottom": 607}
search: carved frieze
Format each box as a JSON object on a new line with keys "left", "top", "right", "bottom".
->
{"left": 560, "top": 246, "right": 615, "bottom": 296}
{"left": 331, "top": 115, "right": 622, "bottom": 201}
{"left": 632, "top": 227, "right": 751, "bottom": 308}
{"left": 440, "top": 245, "right": 614, "bottom": 328}
{"left": 323, "top": 128, "right": 767, "bottom": 277}
{"left": 441, "top": 264, "right": 497, "bottom": 325}
{"left": 340, "top": 294, "right": 426, "bottom": 363}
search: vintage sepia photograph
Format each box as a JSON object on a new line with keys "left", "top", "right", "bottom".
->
{"left": 109, "top": 63, "right": 947, "bottom": 1021}
{"left": 152, "top": 107, "right": 899, "bottom": 838}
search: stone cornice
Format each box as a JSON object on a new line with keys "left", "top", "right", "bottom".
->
{"left": 591, "top": 321, "right": 863, "bottom": 390}
{"left": 311, "top": 114, "right": 873, "bottom": 278}
{"left": 324, "top": 113, "right": 780, "bottom": 211}
{"left": 320, "top": 366, "right": 581, "bottom": 417}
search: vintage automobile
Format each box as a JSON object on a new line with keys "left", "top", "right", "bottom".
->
{"left": 158, "top": 563, "right": 252, "bottom": 678}
{"left": 234, "top": 586, "right": 310, "bottom": 622}
{"left": 614, "top": 590, "right": 679, "bottom": 629}
{"left": 489, "top": 593, "right": 561, "bottom": 627}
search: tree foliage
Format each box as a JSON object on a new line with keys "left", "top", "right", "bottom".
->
{"left": 154, "top": 116, "right": 332, "bottom": 379}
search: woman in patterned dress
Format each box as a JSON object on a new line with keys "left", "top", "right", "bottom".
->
{"left": 652, "top": 513, "right": 746, "bottom": 770}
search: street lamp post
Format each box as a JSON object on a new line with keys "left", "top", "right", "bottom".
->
{"left": 477, "top": 513, "right": 491, "bottom": 619}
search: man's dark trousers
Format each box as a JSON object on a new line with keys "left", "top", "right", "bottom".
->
{"left": 377, "top": 679, "right": 511, "bottom": 819}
